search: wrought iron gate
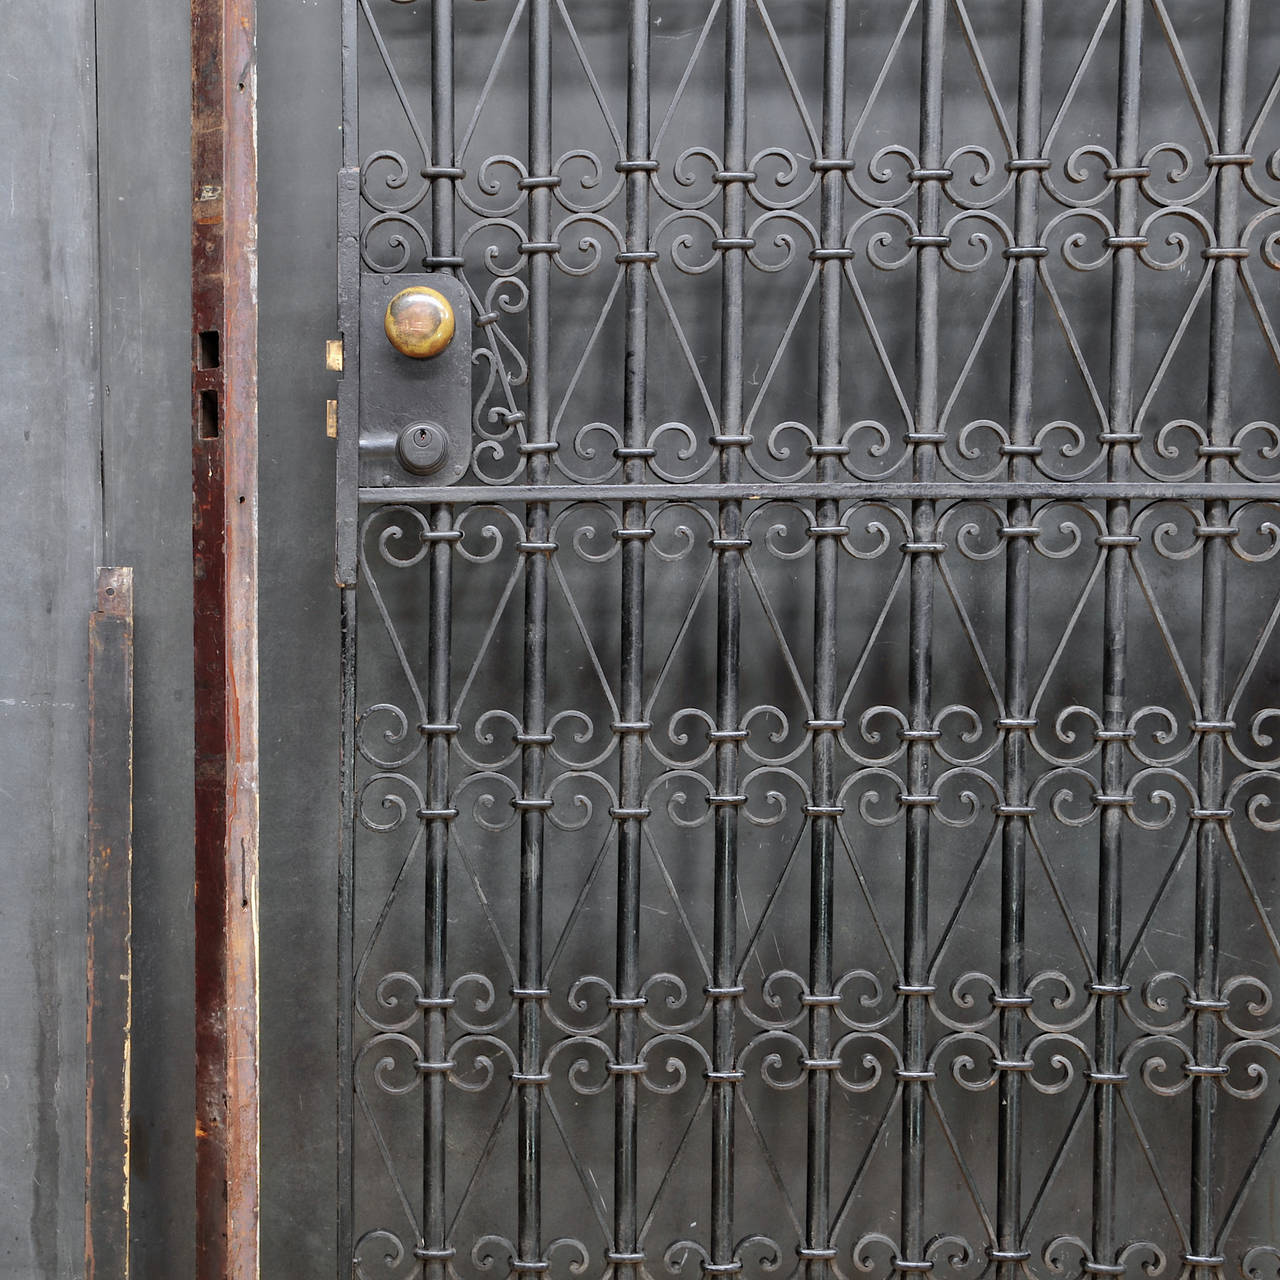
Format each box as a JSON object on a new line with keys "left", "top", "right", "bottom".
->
{"left": 334, "top": 4, "right": 1280, "bottom": 1280}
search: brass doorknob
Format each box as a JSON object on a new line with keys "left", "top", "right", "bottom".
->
{"left": 384, "top": 286, "right": 455, "bottom": 359}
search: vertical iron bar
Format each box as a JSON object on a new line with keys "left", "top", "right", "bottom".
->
{"left": 1193, "top": 4, "right": 1251, "bottom": 1275}
{"left": 422, "top": 6, "right": 458, "bottom": 1277}
{"left": 517, "top": 4, "right": 553, "bottom": 1279}
{"left": 712, "top": 1, "right": 748, "bottom": 1269}
{"left": 613, "top": 2, "right": 652, "bottom": 1277}
{"left": 421, "top": 508, "right": 455, "bottom": 1280}
{"left": 900, "top": 1, "right": 945, "bottom": 1270}
{"left": 338, "top": 585, "right": 357, "bottom": 1276}
{"left": 1092, "top": 2, "right": 1142, "bottom": 1269}
{"left": 337, "top": 0, "right": 360, "bottom": 1269}
{"left": 995, "top": 6, "right": 1044, "bottom": 1276}
{"left": 805, "top": 5, "right": 846, "bottom": 1279}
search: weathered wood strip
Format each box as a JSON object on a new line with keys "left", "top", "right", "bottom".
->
{"left": 86, "top": 567, "right": 134, "bottom": 1280}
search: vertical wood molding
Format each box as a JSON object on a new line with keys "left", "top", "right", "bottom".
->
{"left": 191, "top": 0, "right": 260, "bottom": 1269}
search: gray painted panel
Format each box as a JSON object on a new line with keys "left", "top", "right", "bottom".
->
{"left": 258, "top": 0, "right": 342, "bottom": 1272}
{"left": 93, "top": 0, "right": 197, "bottom": 1273}
{"left": 0, "top": 0, "right": 102, "bottom": 1274}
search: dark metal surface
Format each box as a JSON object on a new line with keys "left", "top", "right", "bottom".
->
{"left": 86, "top": 567, "right": 135, "bottom": 1280}
{"left": 340, "top": 5, "right": 1280, "bottom": 1280}
{"left": 360, "top": 272, "right": 474, "bottom": 489}
{"left": 191, "top": 0, "right": 261, "bottom": 1270}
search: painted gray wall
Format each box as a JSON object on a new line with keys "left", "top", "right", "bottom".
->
{"left": 0, "top": 0, "right": 102, "bottom": 1273}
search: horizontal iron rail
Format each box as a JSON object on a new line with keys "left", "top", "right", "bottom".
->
{"left": 361, "top": 481, "right": 1280, "bottom": 505}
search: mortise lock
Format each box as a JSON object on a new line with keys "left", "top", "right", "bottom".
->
{"left": 359, "top": 273, "right": 470, "bottom": 488}
{"left": 384, "top": 286, "right": 455, "bottom": 359}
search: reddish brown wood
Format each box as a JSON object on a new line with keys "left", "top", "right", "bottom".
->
{"left": 86, "top": 567, "right": 134, "bottom": 1280}
{"left": 191, "top": 0, "right": 259, "bottom": 1270}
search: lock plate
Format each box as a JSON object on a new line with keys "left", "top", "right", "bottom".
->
{"left": 358, "top": 272, "right": 471, "bottom": 488}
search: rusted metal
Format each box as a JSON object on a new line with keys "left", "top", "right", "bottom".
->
{"left": 191, "top": 0, "right": 259, "bottom": 1270}
{"left": 86, "top": 567, "right": 134, "bottom": 1280}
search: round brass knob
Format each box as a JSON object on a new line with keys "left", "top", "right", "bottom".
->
{"left": 384, "top": 286, "right": 455, "bottom": 359}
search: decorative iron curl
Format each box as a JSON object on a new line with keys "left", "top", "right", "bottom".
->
{"left": 745, "top": 210, "right": 816, "bottom": 274}
{"left": 832, "top": 969, "right": 898, "bottom": 1032}
{"left": 362, "top": 149, "right": 430, "bottom": 215}
{"left": 550, "top": 502, "right": 622, "bottom": 566}
{"left": 651, "top": 146, "right": 722, "bottom": 212}
{"left": 665, "top": 1235, "right": 782, "bottom": 1278}
{"left": 1225, "top": 770, "right": 1280, "bottom": 830}
{"left": 361, "top": 210, "right": 430, "bottom": 273}
{"left": 940, "top": 210, "right": 1011, "bottom": 273}
{"left": 652, "top": 208, "right": 724, "bottom": 276}
{"left": 358, "top": 704, "right": 426, "bottom": 770}
{"left": 637, "top": 1032, "right": 712, "bottom": 1094}
{"left": 1219, "top": 1037, "right": 1280, "bottom": 1100}
{"left": 1020, "top": 972, "right": 1090, "bottom": 1035}
{"left": 737, "top": 1028, "right": 810, "bottom": 1090}
{"left": 836, "top": 500, "right": 911, "bottom": 560}
{"left": 850, "top": 143, "right": 919, "bottom": 209}
{"left": 1043, "top": 1237, "right": 1166, "bottom": 1280}
{"left": 1231, "top": 429, "right": 1280, "bottom": 484}
{"left": 458, "top": 710, "right": 523, "bottom": 772}
{"left": 1227, "top": 500, "right": 1280, "bottom": 560}
{"left": 359, "top": 970, "right": 424, "bottom": 1035}
{"left": 357, "top": 1031, "right": 423, "bottom": 1098}
{"left": 473, "top": 1234, "right": 590, "bottom": 1278}
{"left": 639, "top": 973, "right": 701, "bottom": 1034}
{"left": 1122, "top": 972, "right": 1195, "bottom": 1038}
{"left": 551, "top": 212, "right": 622, "bottom": 277}
{"left": 740, "top": 968, "right": 808, "bottom": 1031}
{"left": 453, "top": 770, "right": 521, "bottom": 833}
{"left": 1139, "top": 142, "right": 1213, "bottom": 208}
{"left": 454, "top": 503, "right": 525, "bottom": 566}
{"left": 1029, "top": 766, "right": 1099, "bottom": 827}
{"left": 1137, "top": 205, "right": 1214, "bottom": 271}
{"left": 450, "top": 972, "right": 513, "bottom": 1036}
{"left": 460, "top": 216, "right": 528, "bottom": 277}
{"left": 560, "top": 422, "right": 624, "bottom": 486}
{"left": 448, "top": 1033, "right": 517, "bottom": 1093}
{"left": 354, "top": 1229, "right": 417, "bottom": 1280}
{"left": 457, "top": 153, "right": 528, "bottom": 218}
{"left": 1044, "top": 206, "right": 1116, "bottom": 272}
{"left": 747, "top": 146, "right": 819, "bottom": 211}
{"left": 1121, "top": 1033, "right": 1194, "bottom": 1097}
{"left": 853, "top": 1233, "right": 977, "bottom": 1280}
{"left": 547, "top": 710, "right": 614, "bottom": 775}
{"left": 1040, "top": 144, "right": 1116, "bottom": 210}
{"left": 829, "top": 1030, "right": 902, "bottom": 1092}
{"left": 358, "top": 772, "right": 424, "bottom": 834}
{"left": 647, "top": 709, "right": 717, "bottom": 771}
{"left": 1221, "top": 974, "right": 1280, "bottom": 1041}
{"left": 836, "top": 767, "right": 909, "bottom": 827}
{"left": 742, "top": 762, "right": 798, "bottom": 824}
{"left": 942, "top": 145, "right": 1012, "bottom": 211}
{"left": 546, "top": 770, "right": 615, "bottom": 832}
{"left": 543, "top": 1033, "right": 616, "bottom": 1095}
{"left": 553, "top": 148, "right": 623, "bottom": 214}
